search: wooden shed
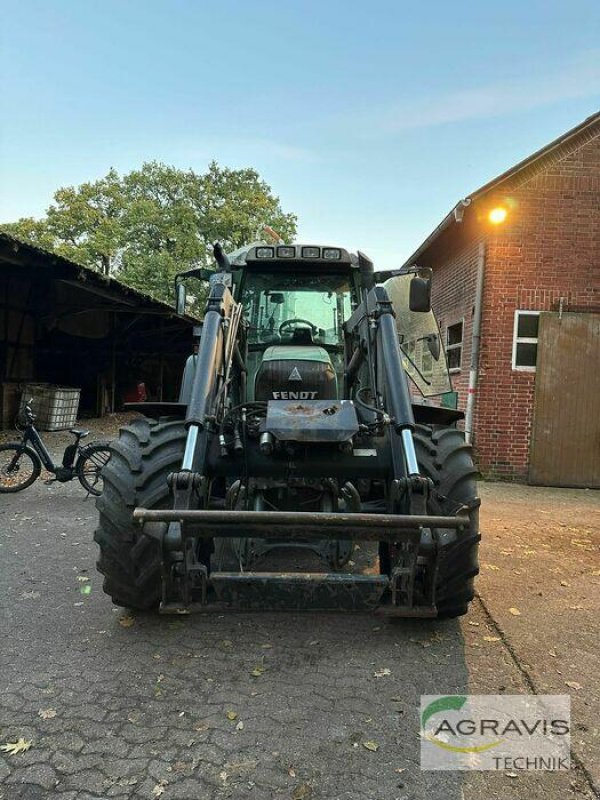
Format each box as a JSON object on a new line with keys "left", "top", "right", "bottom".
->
{"left": 0, "top": 232, "right": 196, "bottom": 428}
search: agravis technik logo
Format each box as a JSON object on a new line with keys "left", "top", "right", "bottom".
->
{"left": 420, "top": 695, "right": 570, "bottom": 771}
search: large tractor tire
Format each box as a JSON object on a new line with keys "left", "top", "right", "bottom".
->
{"left": 413, "top": 423, "right": 481, "bottom": 619}
{"left": 94, "top": 417, "right": 186, "bottom": 609}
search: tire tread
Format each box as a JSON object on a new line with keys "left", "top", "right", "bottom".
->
{"left": 414, "top": 424, "right": 480, "bottom": 619}
{"left": 94, "top": 417, "right": 186, "bottom": 609}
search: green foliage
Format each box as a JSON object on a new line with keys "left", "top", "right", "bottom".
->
{"left": 1, "top": 161, "right": 297, "bottom": 304}
{"left": 1, "top": 216, "right": 57, "bottom": 253}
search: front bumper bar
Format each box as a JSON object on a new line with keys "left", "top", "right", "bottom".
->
{"left": 133, "top": 508, "right": 469, "bottom": 540}
{"left": 132, "top": 508, "right": 471, "bottom": 615}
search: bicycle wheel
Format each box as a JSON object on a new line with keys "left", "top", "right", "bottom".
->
{"left": 0, "top": 443, "right": 41, "bottom": 493}
{"left": 77, "top": 442, "right": 112, "bottom": 496}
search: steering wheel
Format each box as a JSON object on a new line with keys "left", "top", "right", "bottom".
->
{"left": 279, "top": 318, "right": 318, "bottom": 336}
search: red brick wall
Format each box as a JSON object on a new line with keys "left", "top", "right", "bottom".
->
{"left": 429, "top": 236, "right": 481, "bottom": 415}
{"left": 427, "top": 128, "right": 600, "bottom": 481}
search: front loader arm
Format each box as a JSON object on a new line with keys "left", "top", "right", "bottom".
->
{"left": 345, "top": 284, "right": 427, "bottom": 511}
{"left": 182, "top": 281, "right": 235, "bottom": 475}
{"left": 153, "top": 277, "right": 239, "bottom": 609}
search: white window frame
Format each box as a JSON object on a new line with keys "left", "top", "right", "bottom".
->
{"left": 512, "top": 310, "right": 540, "bottom": 371}
{"left": 446, "top": 319, "right": 464, "bottom": 374}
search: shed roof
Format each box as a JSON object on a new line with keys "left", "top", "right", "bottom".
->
{"left": 401, "top": 110, "right": 600, "bottom": 268}
{"left": 0, "top": 231, "right": 198, "bottom": 323}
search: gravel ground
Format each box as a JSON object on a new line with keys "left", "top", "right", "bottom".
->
{"left": 0, "top": 415, "right": 598, "bottom": 799}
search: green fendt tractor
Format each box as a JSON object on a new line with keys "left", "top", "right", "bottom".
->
{"left": 95, "top": 243, "right": 480, "bottom": 618}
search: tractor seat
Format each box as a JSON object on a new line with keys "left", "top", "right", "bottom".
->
{"left": 70, "top": 429, "right": 90, "bottom": 438}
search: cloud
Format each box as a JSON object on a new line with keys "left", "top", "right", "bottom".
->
{"left": 373, "top": 52, "right": 600, "bottom": 133}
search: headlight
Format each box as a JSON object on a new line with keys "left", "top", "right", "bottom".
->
{"left": 301, "top": 246, "right": 320, "bottom": 259}
{"left": 255, "top": 247, "right": 275, "bottom": 258}
{"left": 322, "top": 248, "right": 341, "bottom": 260}
{"left": 277, "top": 246, "right": 296, "bottom": 258}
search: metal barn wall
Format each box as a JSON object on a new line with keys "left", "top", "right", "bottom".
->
{"left": 0, "top": 273, "right": 36, "bottom": 382}
{"left": 0, "top": 273, "right": 37, "bottom": 427}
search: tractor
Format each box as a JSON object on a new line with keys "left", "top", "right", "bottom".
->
{"left": 95, "top": 243, "right": 480, "bottom": 618}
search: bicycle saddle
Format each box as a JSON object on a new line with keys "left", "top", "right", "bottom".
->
{"left": 70, "top": 429, "right": 90, "bottom": 438}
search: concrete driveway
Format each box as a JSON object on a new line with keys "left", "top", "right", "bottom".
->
{"left": 0, "top": 423, "right": 598, "bottom": 799}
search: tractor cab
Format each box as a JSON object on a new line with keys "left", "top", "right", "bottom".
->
{"left": 238, "top": 262, "right": 355, "bottom": 402}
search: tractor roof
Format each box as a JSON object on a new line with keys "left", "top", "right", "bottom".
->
{"left": 231, "top": 244, "right": 355, "bottom": 269}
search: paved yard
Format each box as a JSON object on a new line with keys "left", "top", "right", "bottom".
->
{"left": 0, "top": 418, "right": 598, "bottom": 799}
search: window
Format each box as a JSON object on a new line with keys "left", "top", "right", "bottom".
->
{"left": 512, "top": 311, "right": 540, "bottom": 370}
{"left": 241, "top": 271, "right": 353, "bottom": 347}
{"left": 446, "top": 321, "right": 463, "bottom": 372}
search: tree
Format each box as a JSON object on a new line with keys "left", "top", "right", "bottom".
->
{"left": 1, "top": 162, "right": 297, "bottom": 303}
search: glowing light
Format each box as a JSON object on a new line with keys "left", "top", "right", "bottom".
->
{"left": 488, "top": 207, "right": 508, "bottom": 225}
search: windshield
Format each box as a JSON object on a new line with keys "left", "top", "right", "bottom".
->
{"left": 241, "top": 271, "right": 354, "bottom": 347}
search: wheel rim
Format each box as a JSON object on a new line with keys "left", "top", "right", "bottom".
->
{"left": 80, "top": 450, "right": 111, "bottom": 491}
{"left": 0, "top": 449, "right": 37, "bottom": 490}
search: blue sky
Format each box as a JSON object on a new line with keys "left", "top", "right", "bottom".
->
{"left": 1, "top": 0, "right": 599, "bottom": 267}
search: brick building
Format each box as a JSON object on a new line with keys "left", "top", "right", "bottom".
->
{"left": 402, "top": 112, "right": 600, "bottom": 487}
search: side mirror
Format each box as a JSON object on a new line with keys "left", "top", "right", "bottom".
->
{"left": 409, "top": 275, "right": 431, "bottom": 312}
{"left": 213, "top": 242, "right": 231, "bottom": 271}
{"left": 175, "top": 282, "right": 187, "bottom": 315}
{"left": 357, "top": 250, "right": 375, "bottom": 291}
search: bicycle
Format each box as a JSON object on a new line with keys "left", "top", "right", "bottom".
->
{"left": 0, "top": 401, "right": 112, "bottom": 496}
